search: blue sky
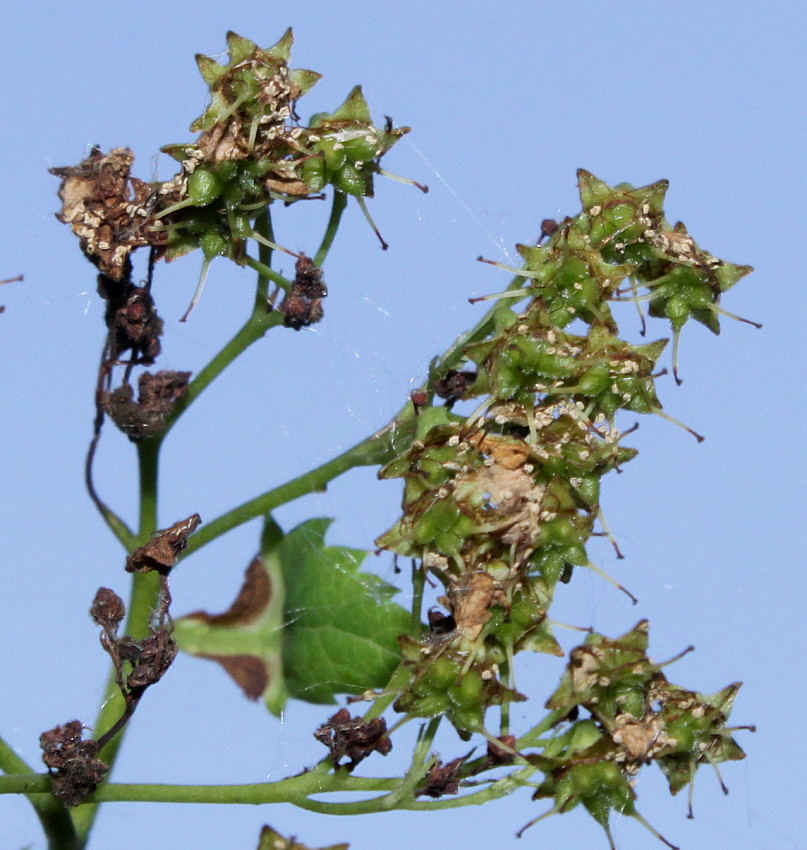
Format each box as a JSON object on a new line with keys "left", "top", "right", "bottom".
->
{"left": 1, "top": 2, "right": 804, "bottom": 849}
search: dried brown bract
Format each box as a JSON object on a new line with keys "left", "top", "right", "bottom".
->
{"left": 485, "top": 734, "right": 518, "bottom": 766}
{"left": 102, "top": 369, "right": 191, "bottom": 440}
{"left": 126, "top": 630, "right": 179, "bottom": 694}
{"left": 539, "top": 218, "right": 559, "bottom": 242}
{"left": 434, "top": 369, "right": 477, "bottom": 408}
{"left": 314, "top": 708, "right": 392, "bottom": 770}
{"left": 50, "top": 147, "right": 156, "bottom": 280}
{"left": 125, "top": 513, "right": 201, "bottom": 575}
{"left": 89, "top": 587, "right": 126, "bottom": 631}
{"left": 40, "top": 720, "right": 108, "bottom": 806}
{"left": 415, "top": 756, "right": 464, "bottom": 798}
{"left": 281, "top": 254, "right": 327, "bottom": 329}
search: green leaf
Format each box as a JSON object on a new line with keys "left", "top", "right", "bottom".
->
{"left": 280, "top": 518, "right": 410, "bottom": 704}
{"left": 174, "top": 518, "right": 409, "bottom": 715}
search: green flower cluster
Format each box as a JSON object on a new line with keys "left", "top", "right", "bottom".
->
{"left": 150, "top": 30, "right": 410, "bottom": 264}
{"left": 375, "top": 171, "right": 753, "bottom": 839}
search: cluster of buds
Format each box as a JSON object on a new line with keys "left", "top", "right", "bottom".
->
{"left": 375, "top": 171, "right": 754, "bottom": 839}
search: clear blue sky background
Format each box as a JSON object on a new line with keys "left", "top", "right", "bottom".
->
{"left": 1, "top": 2, "right": 804, "bottom": 849}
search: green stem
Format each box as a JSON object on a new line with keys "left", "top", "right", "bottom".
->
{"left": 72, "top": 441, "right": 163, "bottom": 845}
{"left": 92, "top": 504, "right": 136, "bottom": 552}
{"left": 0, "top": 745, "right": 78, "bottom": 849}
{"left": 314, "top": 191, "right": 348, "bottom": 267}
{"left": 244, "top": 255, "right": 292, "bottom": 293}
{"left": 254, "top": 207, "right": 274, "bottom": 302}
{"left": 163, "top": 305, "right": 282, "bottom": 438}
{"left": 0, "top": 760, "right": 535, "bottom": 815}
{"left": 182, "top": 415, "right": 414, "bottom": 557}
{"left": 409, "top": 559, "right": 426, "bottom": 636}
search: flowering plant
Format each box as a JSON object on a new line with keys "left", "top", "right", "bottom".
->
{"left": 0, "top": 31, "right": 756, "bottom": 850}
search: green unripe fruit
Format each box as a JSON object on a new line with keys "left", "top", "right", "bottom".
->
{"left": 543, "top": 518, "right": 578, "bottom": 546}
{"left": 334, "top": 162, "right": 369, "bottom": 197}
{"left": 483, "top": 641, "right": 507, "bottom": 666}
{"left": 664, "top": 719, "right": 696, "bottom": 752}
{"left": 342, "top": 135, "right": 378, "bottom": 164}
{"left": 560, "top": 542, "right": 588, "bottom": 566}
{"left": 422, "top": 656, "right": 459, "bottom": 690}
{"left": 578, "top": 365, "right": 610, "bottom": 396}
{"left": 221, "top": 180, "right": 246, "bottom": 209}
{"left": 212, "top": 160, "right": 239, "bottom": 182}
{"left": 448, "top": 670, "right": 483, "bottom": 707}
{"left": 411, "top": 691, "right": 451, "bottom": 717}
{"left": 302, "top": 156, "right": 327, "bottom": 192}
{"left": 187, "top": 168, "right": 223, "bottom": 206}
{"left": 200, "top": 230, "right": 228, "bottom": 260}
{"left": 510, "top": 596, "right": 538, "bottom": 628}
{"left": 663, "top": 295, "right": 690, "bottom": 322}
{"left": 450, "top": 704, "right": 483, "bottom": 732}
{"left": 319, "top": 139, "right": 347, "bottom": 171}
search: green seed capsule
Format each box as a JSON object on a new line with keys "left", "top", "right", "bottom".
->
{"left": 450, "top": 704, "right": 483, "bottom": 732}
{"left": 221, "top": 180, "right": 246, "bottom": 209}
{"left": 187, "top": 168, "right": 223, "bottom": 206}
{"left": 342, "top": 136, "right": 378, "bottom": 164}
{"left": 319, "top": 139, "right": 346, "bottom": 171}
{"left": 449, "top": 670, "right": 483, "bottom": 706}
{"left": 200, "top": 231, "right": 228, "bottom": 260}
{"left": 333, "top": 162, "right": 368, "bottom": 197}
{"left": 423, "top": 656, "right": 459, "bottom": 690}
{"left": 578, "top": 365, "right": 610, "bottom": 396}
{"left": 302, "top": 156, "right": 327, "bottom": 192}
{"left": 212, "top": 160, "right": 238, "bottom": 182}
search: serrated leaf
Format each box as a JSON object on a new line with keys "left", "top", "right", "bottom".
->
{"left": 174, "top": 518, "right": 409, "bottom": 715}
{"left": 281, "top": 518, "right": 410, "bottom": 704}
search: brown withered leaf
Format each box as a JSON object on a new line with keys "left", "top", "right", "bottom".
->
{"left": 177, "top": 556, "right": 274, "bottom": 701}
{"left": 186, "top": 557, "right": 271, "bottom": 627}
{"left": 195, "top": 653, "right": 269, "bottom": 700}
{"left": 50, "top": 147, "right": 156, "bottom": 280}
{"left": 125, "top": 514, "right": 201, "bottom": 574}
